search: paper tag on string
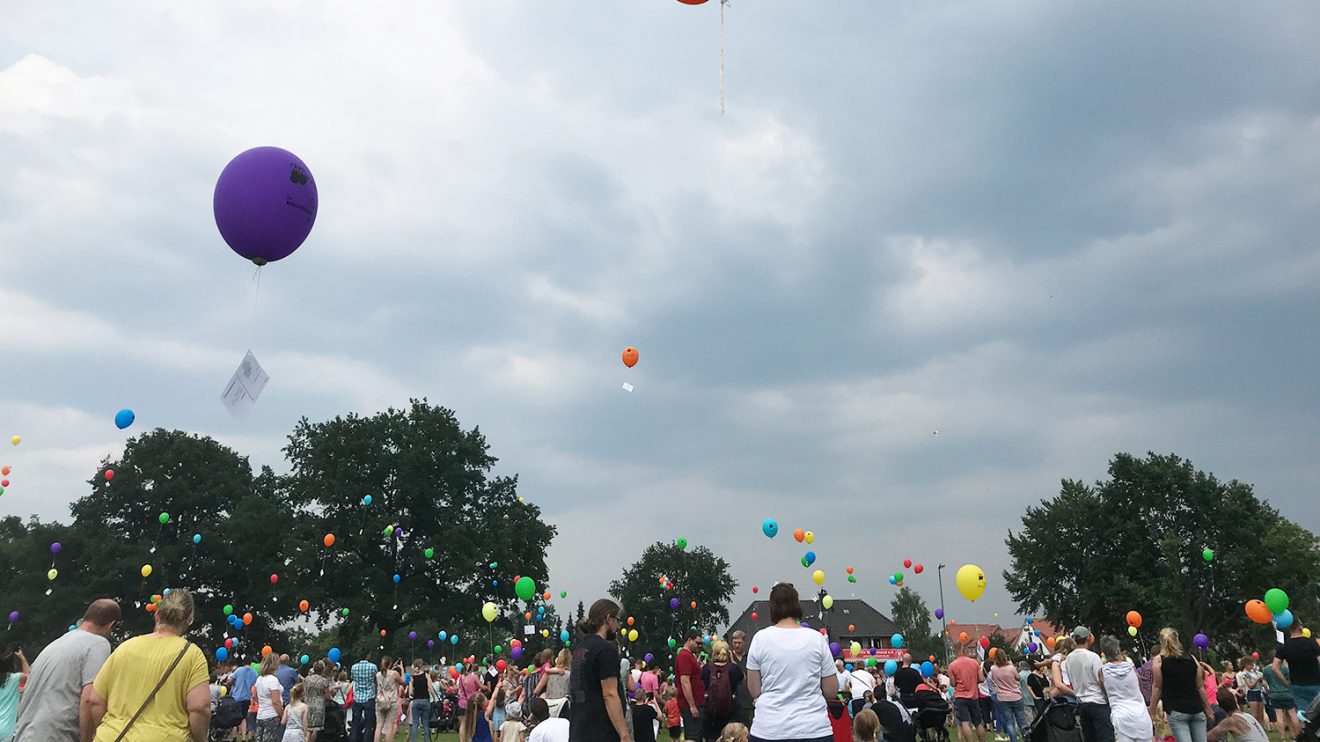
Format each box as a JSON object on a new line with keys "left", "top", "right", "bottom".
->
{"left": 221, "top": 351, "right": 270, "bottom": 422}
{"left": 622, "top": 382, "right": 634, "bottom": 393}
{"left": 525, "top": 625, "right": 535, "bottom": 635}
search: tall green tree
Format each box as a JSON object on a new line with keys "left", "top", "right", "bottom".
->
{"left": 279, "top": 399, "right": 557, "bottom": 657}
{"left": 609, "top": 542, "right": 737, "bottom": 666}
{"left": 889, "top": 587, "right": 944, "bottom": 662}
{"left": 1004, "top": 452, "right": 1320, "bottom": 654}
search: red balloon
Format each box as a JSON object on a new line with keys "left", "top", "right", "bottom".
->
{"left": 449, "top": 667, "right": 460, "bottom": 679}
{"left": 903, "top": 559, "right": 912, "bottom": 568}
{"left": 913, "top": 563, "right": 924, "bottom": 574}
{"left": 270, "top": 574, "right": 278, "bottom": 584}
{"left": 751, "top": 612, "right": 758, "bottom": 621}
{"left": 496, "top": 659, "right": 507, "bottom": 671}
{"left": 979, "top": 636, "right": 991, "bottom": 649}
{"left": 752, "top": 586, "right": 758, "bottom": 593}
{"left": 104, "top": 469, "right": 115, "bottom": 481}
{"left": 676, "top": 0, "right": 711, "bottom": 4}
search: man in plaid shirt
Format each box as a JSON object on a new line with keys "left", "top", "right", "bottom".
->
{"left": 350, "top": 651, "right": 379, "bottom": 742}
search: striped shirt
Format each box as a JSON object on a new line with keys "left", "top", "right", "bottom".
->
{"left": 351, "top": 660, "right": 378, "bottom": 703}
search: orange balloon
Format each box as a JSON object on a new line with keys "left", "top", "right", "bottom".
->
{"left": 950, "top": 619, "right": 957, "bottom": 626}
{"left": 846, "top": 566, "right": 854, "bottom": 574}
{"left": 690, "top": 601, "right": 697, "bottom": 609}
{"left": 324, "top": 533, "right": 335, "bottom": 547}
{"left": 849, "top": 624, "right": 856, "bottom": 632}
{"left": 543, "top": 591, "right": 552, "bottom": 602}
{"left": 793, "top": 529, "right": 805, "bottom": 543}
{"left": 1245, "top": 599, "right": 1273, "bottom": 624}
{"left": 958, "top": 631, "right": 969, "bottom": 644}
{"left": 627, "top": 616, "right": 635, "bottom": 626}
{"left": 988, "top": 648, "right": 997, "bottom": 659}
{"left": 526, "top": 612, "right": 533, "bottom": 620}
{"left": 145, "top": 603, "right": 157, "bottom": 613}
{"left": 1126, "top": 611, "right": 1142, "bottom": 628}
{"left": 380, "top": 629, "right": 387, "bottom": 637}
{"left": 299, "top": 599, "right": 309, "bottom": 613}
{"left": 929, "top": 655, "right": 936, "bottom": 663}
{"left": 242, "top": 612, "right": 253, "bottom": 626}
{"left": 261, "top": 645, "right": 272, "bottom": 657}
{"left": 622, "top": 347, "right": 639, "bottom": 368}
{"left": 1046, "top": 636, "right": 1057, "bottom": 649}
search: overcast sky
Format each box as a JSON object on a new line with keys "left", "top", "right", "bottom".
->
{"left": 2, "top": 1, "right": 1319, "bottom": 629}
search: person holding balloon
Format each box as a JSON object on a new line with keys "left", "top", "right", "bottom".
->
{"left": 1274, "top": 618, "right": 1320, "bottom": 718}
{"left": 1147, "top": 628, "right": 1214, "bottom": 742}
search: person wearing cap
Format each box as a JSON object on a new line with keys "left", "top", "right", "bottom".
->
{"left": 1059, "top": 626, "right": 1113, "bottom": 742}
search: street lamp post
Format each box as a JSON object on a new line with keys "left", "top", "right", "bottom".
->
{"left": 937, "top": 563, "right": 949, "bottom": 661}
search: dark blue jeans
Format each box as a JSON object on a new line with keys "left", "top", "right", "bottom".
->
{"left": 351, "top": 701, "right": 377, "bottom": 742}
{"left": 410, "top": 699, "right": 433, "bottom": 742}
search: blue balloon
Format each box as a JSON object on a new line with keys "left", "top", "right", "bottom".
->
{"left": 762, "top": 518, "right": 779, "bottom": 538}
{"left": 450, "top": 635, "right": 460, "bottom": 645}
{"left": 560, "top": 630, "right": 570, "bottom": 642}
{"left": 193, "top": 533, "right": 202, "bottom": 544}
{"left": 492, "top": 579, "right": 499, "bottom": 587}
{"left": 328, "top": 647, "right": 341, "bottom": 663}
{"left": 920, "top": 661, "right": 935, "bottom": 677}
{"left": 1275, "top": 610, "right": 1295, "bottom": 629}
{"left": 884, "top": 660, "right": 898, "bottom": 675}
{"left": 216, "top": 647, "right": 229, "bottom": 661}
{"left": 804, "top": 551, "right": 816, "bottom": 566}
{"left": 68, "top": 624, "right": 77, "bottom": 632}
{"left": 114, "top": 408, "right": 135, "bottom": 429}
{"left": 393, "top": 574, "right": 401, "bottom": 584}
{"left": 163, "top": 588, "right": 171, "bottom": 596}
{"left": 1026, "top": 616, "right": 1034, "bottom": 624}
{"left": 439, "top": 631, "right": 448, "bottom": 641}
{"left": 891, "top": 633, "right": 904, "bottom": 648}
{"left": 300, "top": 654, "right": 309, "bottom": 665}
{"left": 844, "top": 663, "right": 853, "bottom": 672}
{"left": 888, "top": 575, "right": 897, "bottom": 585}
{"left": 363, "top": 495, "right": 373, "bottom": 505}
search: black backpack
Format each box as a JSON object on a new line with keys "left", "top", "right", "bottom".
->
{"left": 706, "top": 664, "right": 733, "bottom": 717}
{"left": 212, "top": 696, "right": 244, "bottom": 729}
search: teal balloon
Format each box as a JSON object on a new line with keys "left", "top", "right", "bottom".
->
{"left": 560, "top": 630, "right": 570, "bottom": 643}
{"left": 762, "top": 519, "right": 778, "bottom": 538}
{"left": 1275, "top": 609, "right": 1295, "bottom": 629}
{"left": 362, "top": 495, "right": 373, "bottom": 505}
{"left": 884, "top": 660, "right": 898, "bottom": 675}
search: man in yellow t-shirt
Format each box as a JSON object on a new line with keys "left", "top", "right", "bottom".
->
{"left": 84, "top": 591, "right": 210, "bottom": 742}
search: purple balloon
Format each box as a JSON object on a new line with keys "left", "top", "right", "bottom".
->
{"left": 829, "top": 641, "right": 841, "bottom": 657}
{"left": 213, "top": 146, "right": 318, "bottom": 265}
{"left": 1193, "top": 633, "right": 1209, "bottom": 649}
{"left": 50, "top": 542, "right": 61, "bottom": 555}
{"left": 7, "top": 611, "right": 17, "bottom": 623}
{"left": 644, "top": 653, "right": 654, "bottom": 664}
{"left": 408, "top": 631, "right": 417, "bottom": 641}
{"left": 1028, "top": 642, "right": 1039, "bottom": 653}
{"left": 511, "top": 647, "right": 523, "bottom": 661}
{"left": 670, "top": 598, "right": 680, "bottom": 609}
{"left": 934, "top": 608, "right": 944, "bottom": 620}
{"left": 427, "top": 640, "right": 436, "bottom": 649}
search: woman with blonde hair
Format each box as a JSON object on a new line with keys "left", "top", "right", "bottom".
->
{"left": 1049, "top": 636, "right": 1076, "bottom": 696}
{"left": 254, "top": 652, "right": 286, "bottom": 742}
{"left": 282, "top": 683, "right": 308, "bottom": 742}
{"left": 82, "top": 589, "right": 211, "bottom": 741}
{"left": 460, "top": 691, "right": 494, "bottom": 742}
{"left": 702, "top": 641, "right": 745, "bottom": 741}
{"left": 1148, "top": 628, "right": 1214, "bottom": 742}
{"left": 534, "top": 649, "right": 572, "bottom": 717}
{"left": 718, "top": 721, "right": 750, "bottom": 742}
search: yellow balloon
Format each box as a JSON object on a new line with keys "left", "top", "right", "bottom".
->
{"left": 812, "top": 569, "right": 825, "bottom": 586}
{"left": 541, "top": 630, "right": 550, "bottom": 638}
{"left": 804, "top": 531, "right": 815, "bottom": 544}
{"left": 1127, "top": 625, "right": 1137, "bottom": 637}
{"left": 1304, "top": 628, "right": 1312, "bottom": 639}
{"left": 47, "top": 568, "right": 58, "bottom": 580}
{"left": 140, "top": 564, "right": 153, "bottom": 577}
{"left": 850, "top": 641, "right": 862, "bottom": 656}
{"left": 822, "top": 594, "right": 834, "bottom": 609}
{"left": 955, "top": 564, "right": 985, "bottom": 602}
{"left": 221, "top": 686, "right": 228, "bottom": 697}
{"left": 628, "top": 629, "right": 638, "bottom": 642}
{"left": 10, "top": 435, "right": 20, "bottom": 446}
{"left": 482, "top": 602, "right": 498, "bottom": 623}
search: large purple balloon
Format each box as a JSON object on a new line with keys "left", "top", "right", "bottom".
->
{"left": 214, "top": 146, "right": 318, "bottom": 265}
{"left": 1193, "top": 633, "right": 1209, "bottom": 649}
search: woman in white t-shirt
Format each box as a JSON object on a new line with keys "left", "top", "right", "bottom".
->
{"left": 254, "top": 654, "right": 286, "bottom": 742}
{"left": 745, "top": 583, "right": 840, "bottom": 742}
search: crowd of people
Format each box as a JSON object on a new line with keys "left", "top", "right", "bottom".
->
{"left": 1, "top": 584, "right": 1319, "bottom": 742}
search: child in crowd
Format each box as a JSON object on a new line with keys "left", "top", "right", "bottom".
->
{"left": 664, "top": 687, "right": 681, "bottom": 741}
{"left": 717, "top": 722, "right": 749, "bottom": 742}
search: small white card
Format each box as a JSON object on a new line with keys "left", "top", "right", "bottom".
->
{"left": 622, "top": 382, "right": 634, "bottom": 393}
{"left": 525, "top": 625, "right": 535, "bottom": 635}
{"left": 221, "top": 351, "right": 270, "bottom": 422}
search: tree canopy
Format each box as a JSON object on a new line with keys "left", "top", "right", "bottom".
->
{"left": 0, "top": 401, "right": 558, "bottom": 664}
{"left": 608, "top": 542, "right": 737, "bottom": 665}
{"left": 1004, "top": 452, "right": 1320, "bottom": 655}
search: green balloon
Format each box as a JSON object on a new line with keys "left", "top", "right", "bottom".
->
{"left": 1202, "top": 548, "right": 1214, "bottom": 562}
{"left": 848, "top": 575, "right": 857, "bottom": 583}
{"left": 493, "top": 645, "right": 503, "bottom": 654}
{"left": 490, "top": 561, "right": 499, "bottom": 569}
{"left": 424, "top": 547, "right": 434, "bottom": 559}
{"left": 340, "top": 608, "right": 350, "bottom": 617}
{"left": 668, "top": 638, "right": 677, "bottom": 648}
{"left": 801, "top": 556, "right": 809, "bottom": 567}
{"left": 560, "top": 591, "right": 567, "bottom": 598}
{"left": 159, "top": 512, "right": 170, "bottom": 524}
{"left": 676, "top": 537, "right": 687, "bottom": 550}
{"left": 515, "top": 576, "right": 536, "bottom": 602}
{"left": 1265, "top": 588, "right": 1289, "bottom": 615}
{"left": 564, "top": 640, "right": 570, "bottom": 648}
{"left": 384, "top": 525, "right": 393, "bottom": 536}
{"left": 223, "top": 604, "right": 233, "bottom": 616}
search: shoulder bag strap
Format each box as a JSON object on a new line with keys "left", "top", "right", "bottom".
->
{"left": 114, "top": 641, "right": 193, "bottom": 742}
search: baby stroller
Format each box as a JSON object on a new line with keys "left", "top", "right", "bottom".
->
{"left": 319, "top": 700, "right": 349, "bottom": 742}
{"left": 431, "top": 691, "right": 460, "bottom": 732}
{"left": 1028, "top": 699, "right": 1082, "bottom": 742}
{"left": 908, "top": 688, "right": 951, "bottom": 742}
{"left": 209, "top": 697, "right": 244, "bottom": 742}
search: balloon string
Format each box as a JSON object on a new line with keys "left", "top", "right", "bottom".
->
{"left": 719, "top": 0, "right": 728, "bottom": 115}
{"left": 251, "top": 265, "right": 263, "bottom": 350}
